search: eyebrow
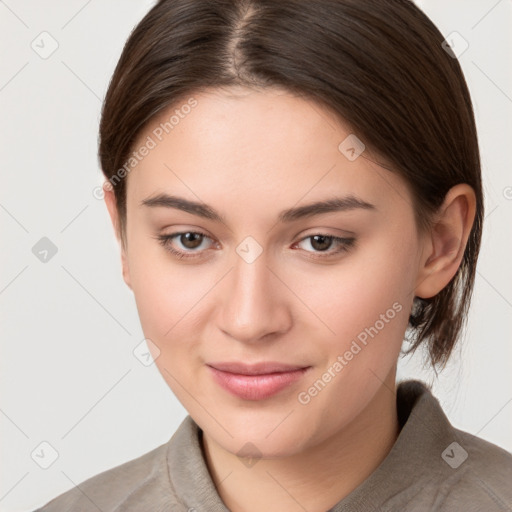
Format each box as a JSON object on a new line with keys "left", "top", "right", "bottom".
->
{"left": 140, "top": 193, "right": 376, "bottom": 224}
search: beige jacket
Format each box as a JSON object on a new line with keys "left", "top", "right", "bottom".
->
{"left": 35, "top": 379, "right": 512, "bottom": 511}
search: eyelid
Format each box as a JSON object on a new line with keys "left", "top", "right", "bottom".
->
{"left": 155, "top": 229, "right": 215, "bottom": 253}
{"left": 293, "top": 233, "right": 356, "bottom": 258}
{"left": 155, "top": 229, "right": 356, "bottom": 261}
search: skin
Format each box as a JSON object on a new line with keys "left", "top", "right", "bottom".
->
{"left": 104, "top": 85, "right": 476, "bottom": 512}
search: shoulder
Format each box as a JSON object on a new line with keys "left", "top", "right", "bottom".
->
{"left": 33, "top": 440, "right": 185, "bottom": 512}
{"left": 436, "top": 427, "right": 512, "bottom": 510}
{"left": 456, "top": 425, "right": 512, "bottom": 472}
{"left": 382, "top": 380, "right": 512, "bottom": 511}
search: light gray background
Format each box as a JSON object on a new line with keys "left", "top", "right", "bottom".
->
{"left": 1, "top": 1, "right": 511, "bottom": 510}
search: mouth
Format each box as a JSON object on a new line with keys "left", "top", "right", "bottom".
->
{"left": 206, "top": 361, "right": 311, "bottom": 401}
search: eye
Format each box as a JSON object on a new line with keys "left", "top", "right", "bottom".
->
{"left": 293, "top": 234, "right": 356, "bottom": 259}
{"left": 154, "top": 231, "right": 215, "bottom": 260}
{"left": 154, "top": 231, "right": 356, "bottom": 261}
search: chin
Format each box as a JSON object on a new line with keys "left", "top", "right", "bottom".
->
{"left": 216, "top": 414, "right": 312, "bottom": 456}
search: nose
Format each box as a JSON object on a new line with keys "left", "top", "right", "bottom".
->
{"left": 216, "top": 245, "right": 292, "bottom": 344}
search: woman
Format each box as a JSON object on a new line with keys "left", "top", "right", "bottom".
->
{"left": 35, "top": 0, "right": 512, "bottom": 510}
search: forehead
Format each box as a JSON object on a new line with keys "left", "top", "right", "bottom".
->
{"left": 126, "top": 87, "right": 410, "bottom": 217}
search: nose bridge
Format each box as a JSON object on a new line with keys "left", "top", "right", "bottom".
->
{"left": 218, "top": 236, "right": 288, "bottom": 342}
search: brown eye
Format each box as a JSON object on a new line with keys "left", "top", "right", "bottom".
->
{"left": 179, "top": 232, "right": 204, "bottom": 249}
{"left": 309, "top": 234, "right": 333, "bottom": 251}
{"left": 154, "top": 230, "right": 214, "bottom": 260}
{"left": 295, "top": 234, "right": 356, "bottom": 259}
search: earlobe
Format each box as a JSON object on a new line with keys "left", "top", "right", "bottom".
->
{"left": 103, "top": 183, "right": 120, "bottom": 241}
{"left": 414, "top": 184, "right": 476, "bottom": 299}
{"left": 120, "top": 249, "right": 133, "bottom": 291}
{"left": 103, "top": 183, "right": 132, "bottom": 291}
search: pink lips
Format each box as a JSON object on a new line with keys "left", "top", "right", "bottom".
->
{"left": 207, "top": 361, "right": 311, "bottom": 401}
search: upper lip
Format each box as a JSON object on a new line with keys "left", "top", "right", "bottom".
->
{"left": 207, "top": 361, "right": 309, "bottom": 375}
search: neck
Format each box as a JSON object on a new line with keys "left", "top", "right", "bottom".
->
{"left": 201, "top": 372, "right": 400, "bottom": 512}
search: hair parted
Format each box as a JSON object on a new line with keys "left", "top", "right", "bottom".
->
{"left": 98, "top": 0, "right": 484, "bottom": 372}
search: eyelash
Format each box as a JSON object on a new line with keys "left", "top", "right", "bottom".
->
{"left": 154, "top": 231, "right": 356, "bottom": 261}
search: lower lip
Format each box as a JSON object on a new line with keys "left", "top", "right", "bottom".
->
{"left": 207, "top": 366, "right": 311, "bottom": 401}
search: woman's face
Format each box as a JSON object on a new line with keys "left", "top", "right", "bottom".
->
{"left": 110, "top": 86, "right": 426, "bottom": 457}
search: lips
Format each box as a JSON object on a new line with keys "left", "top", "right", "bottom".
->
{"left": 207, "top": 361, "right": 311, "bottom": 400}
{"left": 207, "top": 361, "right": 308, "bottom": 375}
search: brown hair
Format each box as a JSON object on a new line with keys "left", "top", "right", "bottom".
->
{"left": 98, "top": 0, "right": 484, "bottom": 372}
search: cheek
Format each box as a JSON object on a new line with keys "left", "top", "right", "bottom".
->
{"left": 126, "top": 236, "right": 198, "bottom": 339}
{"left": 294, "top": 236, "right": 414, "bottom": 337}
{"left": 291, "top": 237, "right": 415, "bottom": 430}
{"left": 128, "top": 219, "right": 415, "bottom": 351}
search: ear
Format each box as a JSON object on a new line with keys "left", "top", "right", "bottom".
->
{"left": 414, "top": 183, "right": 477, "bottom": 299}
{"left": 103, "top": 183, "right": 132, "bottom": 291}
